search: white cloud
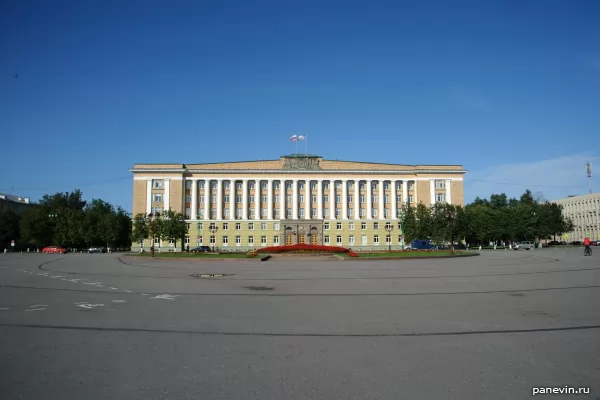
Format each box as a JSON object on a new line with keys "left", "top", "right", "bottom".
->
{"left": 465, "top": 154, "right": 599, "bottom": 203}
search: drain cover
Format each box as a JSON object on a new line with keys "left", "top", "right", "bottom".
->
{"left": 243, "top": 286, "right": 274, "bottom": 291}
{"left": 191, "top": 274, "right": 234, "bottom": 278}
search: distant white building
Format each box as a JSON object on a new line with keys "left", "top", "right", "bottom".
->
{"left": 0, "top": 193, "right": 34, "bottom": 213}
{"left": 551, "top": 193, "right": 600, "bottom": 242}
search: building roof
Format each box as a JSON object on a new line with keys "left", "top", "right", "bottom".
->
{"left": 551, "top": 192, "right": 600, "bottom": 203}
{"left": 0, "top": 193, "right": 31, "bottom": 204}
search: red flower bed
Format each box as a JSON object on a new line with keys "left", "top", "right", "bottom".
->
{"left": 347, "top": 251, "right": 359, "bottom": 257}
{"left": 256, "top": 244, "right": 351, "bottom": 254}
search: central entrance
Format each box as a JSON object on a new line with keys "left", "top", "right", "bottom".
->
{"left": 280, "top": 220, "right": 323, "bottom": 246}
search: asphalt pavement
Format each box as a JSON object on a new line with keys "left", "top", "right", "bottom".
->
{"left": 0, "top": 248, "right": 598, "bottom": 399}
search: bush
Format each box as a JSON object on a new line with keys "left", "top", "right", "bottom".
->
{"left": 256, "top": 244, "right": 351, "bottom": 254}
{"left": 246, "top": 252, "right": 258, "bottom": 258}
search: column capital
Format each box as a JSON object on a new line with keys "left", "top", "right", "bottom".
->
{"left": 216, "top": 178, "right": 224, "bottom": 182}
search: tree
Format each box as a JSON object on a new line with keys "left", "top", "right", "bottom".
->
{"left": 20, "top": 206, "right": 53, "bottom": 248}
{"left": 415, "top": 202, "right": 433, "bottom": 239}
{"left": 400, "top": 204, "right": 417, "bottom": 243}
{"left": 131, "top": 213, "right": 149, "bottom": 246}
{"left": 161, "top": 209, "right": 187, "bottom": 250}
{"left": 0, "top": 210, "right": 21, "bottom": 250}
{"left": 430, "top": 203, "right": 449, "bottom": 246}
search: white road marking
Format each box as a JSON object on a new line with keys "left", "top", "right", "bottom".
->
{"left": 141, "top": 293, "right": 149, "bottom": 296}
{"left": 83, "top": 282, "right": 101, "bottom": 285}
{"left": 96, "top": 285, "right": 103, "bottom": 287}
{"left": 0, "top": 307, "right": 9, "bottom": 310}
{"left": 25, "top": 308, "right": 45, "bottom": 312}
{"left": 111, "top": 300, "right": 126, "bottom": 303}
{"left": 29, "top": 305, "right": 48, "bottom": 307}
{"left": 149, "top": 294, "right": 179, "bottom": 301}
{"left": 124, "top": 290, "right": 132, "bottom": 293}
{"left": 76, "top": 303, "right": 104, "bottom": 309}
{"left": 109, "top": 287, "right": 118, "bottom": 290}
{"left": 37, "top": 273, "right": 49, "bottom": 276}
{"left": 51, "top": 276, "right": 63, "bottom": 278}
{"left": 74, "top": 302, "right": 90, "bottom": 305}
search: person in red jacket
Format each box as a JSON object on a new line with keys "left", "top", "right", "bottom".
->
{"left": 583, "top": 237, "right": 591, "bottom": 253}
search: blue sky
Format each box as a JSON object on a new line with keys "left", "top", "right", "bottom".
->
{"left": 1, "top": 0, "right": 599, "bottom": 211}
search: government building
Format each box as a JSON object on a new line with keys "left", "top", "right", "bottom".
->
{"left": 130, "top": 154, "right": 466, "bottom": 251}
{"left": 552, "top": 193, "right": 600, "bottom": 242}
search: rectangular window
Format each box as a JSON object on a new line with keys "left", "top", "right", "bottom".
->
{"left": 210, "top": 235, "right": 216, "bottom": 245}
{"left": 436, "top": 193, "right": 446, "bottom": 202}
{"left": 336, "top": 195, "right": 341, "bottom": 203}
{"left": 324, "top": 195, "right": 329, "bottom": 202}
{"left": 248, "top": 236, "right": 254, "bottom": 245}
{"left": 261, "top": 236, "right": 267, "bottom": 246}
{"left": 324, "top": 183, "right": 329, "bottom": 189}
{"left": 384, "top": 209, "right": 390, "bottom": 217}
{"left": 349, "top": 222, "right": 354, "bottom": 230}
{"left": 184, "top": 195, "right": 191, "bottom": 203}
{"left": 374, "top": 235, "right": 380, "bottom": 245}
{"left": 249, "top": 209, "right": 255, "bottom": 217}
{"left": 211, "top": 195, "right": 217, "bottom": 203}
{"left": 224, "top": 182, "right": 230, "bottom": 189}
{"left": 335, "top": 182, "right": 341, "bottom": 189}
{"left": 311, "top": 208, "right": 317, "bottom": 217}
{"left": 199, "top": 195, "right": 205, "bottom": 203}
{"left": 408, "top": 195, "right": 413, "bottom": 203}
{"left": 261, "top": 209, "right": 267, "bottom": 217}
{"left": 274, "top": 235, "right": 280, "bottom": 245}
{"left": 275, "top": 208, "right": 280, "bottom": 217}
{"left": 324, "top": 235, "right": 330, "bottom": 244}
{"left": 235, "top": 236, "right": 241, "bottom": 245}
{"left": 262, "top": 182, "right": 267, "bottom": 189}
{"left": 386, "top": 234, "right": 391, "bottom": 244}
{"left": 408, "top": 182, "right": 414, "bottom": 190}
{"left": 373, "top": 209, "right": 378, "bottom": 217}
{"left": 222, "top": 222, "right": 228, "bottom": 230}
{"left": 274, "top": 223, "right": 280, "bottom": 230}
{"left": 235, "top": 223, "right": 241, "bottom": 230}
{"left": 324, "top": 209, "right": 329, "bottom": 217}
{"left": 154, "top": 237, "right": 160, "bottom": 245}
{"left": 224, "top": 209, "right": 229, "bottom": 217}
{"left": 396, "top": 182, "right": 402, "bottom": 190}
{"left": 324, "top": 222, "right": 330, "bottom": 230}
{"left": 222, "top": 236, "right": 228, "bottom": 246}
{"left": 287, "top": 195, "right": 292, "bottom": 203}
{"left": 211, "top": 209, "right": 216, "bottom": 218}
{"left": 209, "top": 222, "right": 216, "bottom": 230}
{"left": 359, "top": 183, "right": 365, "bottom": 190}
{"left": 384, "top": 195, "right": 389, "bottom": 203}
{"left": 197, "top": 222, "right": 203, "bottom": 230}
{"left": 199, "top": 182, "right": 205, "bottom": 189}
{"left": 436, "top": 180, "right": 445, "bottom": 189}
{"left": 348, "top": 208, "right": 353, "bottom": 217}
{"left": 197, "top": 236, "right": 203, "bottom": 245}
{"left": 249, "top": 182, "right": 255, "bottom": 189}
{"left": 224, "top": 195, "right": 229, "bottom": 203}
{"left": 153, "top": 179, "right": 164, "bottom": 189}
{"left": 153, "top": 194, "right": 163, "bottom": 202}
{"left": 374, "top": 222, "right": 379, "bottom": 230}
{"left": 261, "top": 222, "right": 267, "bottom": 230}
{"left": 336, "top": 209, "right": 341, "bottom": 217}
{"left": 336, "top": 235, "right": 342, "bottom": 244}
{"left": 361, "top": 222, "right": 367, "bottom": 230}
{"left": 384, "top": 182, "right": 389, "bottom": 190}
{"left": 274, "top": 182, "right": 280, "bottom": 189}
{"left": 372, "top": 196, "right": 377, "bottom": 203}
{"left": 299, "top": 208, "right": 305, "bottom": 217}
{"left": 299, "top": 183, "right": 304, "bottom": 189}
{"left": 385, "top": 222, "right": 392, "bottom": 229}
{"left": 360, "top": 195, "right": 365, "bottom": 203}
{"left": 248, "top": 223, "right": 254, "bottom": 230}
{"left": 349, "top": 235, "right": 355, "bottom": 245}
{"left": 236, "top": 209, "right": 242, "bottom": 218}
{"left": 287, "top": 208, "right": 292, "bottom": 217}
{"left": 312, "top": 195, "right": 317, "bottom": 203}
{"left": 236, "top": 183, "right": 242, "bottom": 189}
{"left": 300, "top": 195, "right": 304, "bottom": 203}
{"left": 274, "top": 195, "right": 279, "bottom": 203}
{"left": 336, "top": 222, "right": 342, "bottom": 230}
{"left": 396, "top": 195, "right": 402, "bottom": 204}
{"left": 261, "top": 195, "right": 267, "bottom": 203}
{"left": 348, "top": 195, "right": 353, "bottom": 203}
{"left": 185, "top": 208, "right": 191, "bottom": 219}
{"left": 211, "top": 182, "right": 217, "bottom": 189}
{"left": 199, "top": 209, "right": 205, "bottom": 217}
{"left": 168, "top": 239, "right": 175, "bottom": 246}
{"left": 311, "top": 182, "right": 317, "bottom": 189}
{"left": 249, "top": 195, "right": 254, "bottom": 203}
{"left": 360, "top": 208, "right": 366, "bottom": 217}
{"left": 184, "top": 236, "right": 190, "bottom": 245}
{"left": 286, "top": 183, "right": 292, "bottom": 189}
{"left": 236, "top": 195, "right": 242, "bottom": 203}
{"left": 361, "top": 235, "right": 367, "bottom": 245}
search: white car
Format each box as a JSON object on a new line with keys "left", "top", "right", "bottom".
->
{"left": 514, "top": 241, "right": 534, "bottom": 250}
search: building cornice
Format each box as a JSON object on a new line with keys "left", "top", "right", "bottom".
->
{"left": 131, "top": 168, "right": 467, "bottom": 175}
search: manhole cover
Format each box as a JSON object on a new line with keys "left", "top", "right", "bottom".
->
{"left": 243, "top": 286, "right": 274, "bottom": 291}
{"left": 191, "top": 274, "right": 234, "bottom": 278}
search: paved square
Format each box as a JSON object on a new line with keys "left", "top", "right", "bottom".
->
{"left": 0, "top": 249, "right": 598, "bottom": 399}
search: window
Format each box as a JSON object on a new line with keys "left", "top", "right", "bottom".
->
{"left": 197, "top": 222, "right": 203, "bottom": 230}
{"left": 361, "top": 222, "right": 367, "bottom": 230}
{"left": 275, "top": 195, "right": 279, "bottom": 203}
{"left": 435, "top": 180, "right": 445, "bottom": 189}
{"left": 299, "top": 208, "right": 305, "bottom": 217}
{"left": 324, "top": 195, "right": 329, "bottom": 202}
{"left": 349, "top": 222, "right": 354, "bottom": 230}
{"left": 360, "top": 183, "right": 365, "bottom": 190}
{"left": 248, "top": 223, "right": 254, "bottom": 230}
{"left": 211, "top": 181, "right": 217, "bottom": 189}
{"left": 336, "top": 222, "right": 342, "bottom": 230}
{"left": 224, "top": 209, "right": 229, "bottom": 217}
{"left": 286, "top": 182, "right": 292, "bottom": 189}
{"left": 312, "top": 195, "right": 317, "bottom": 203}
{"left": 373, "top": 209, "right": 378, "bottom": 217}
{"left": 348, "top": 195, "right": 353, "bottom": 203}
{"left": 408, "top": 195, "right": 413, "bottom": 203}
{"left": 374, "top": 222, "right": 379, "bottom": 230}
{"left": 249, "top": 195, "right": 255, "bottom": 203}
{"left": 374, "top": 235, "right": 380, "bottom": 245}
{"left": 324, "top": 209, "right": 329, "bottom": 217}
{"left": 235, "top": 223, "right": 241, "bottom": 230}
{"left": 153, "top": 179, "right": 164, "bottom": 189}
{"left": 151, "top": 207, "right": 163, "bottom": 215}
{"left": 348, "top": 183, "right": 353, "bottom": 189}
{"left": 384, "top": 195, "right": 389, "bottom": 203}
{"left": 209, "top": 222, "right": 216, "bottom": 230}
{"left": 274, "top": 182, "right": 280, "bottom": 189}
{"left": 250, "top": 209, "right": 255, "bottom": 217}
{"left": 261, "top": 222, "right": 267, "bottom": 230}
{"left": 287, "top": 195, "right": 292, "bottom": 203}
{"left": 275, "top": 208, "right": 280, "bottom": 217}
{"left": 398, "top": 234, "right": 403, "bottom": 244}
{"left": 372, "top": 196, "right": 377, "bottom": 203}
{"left": 236, "top": 183, "right": 242, "bottom": 189}
{"left": 154, "top": 237, "right": 160, "bottom": 245}
{"left": 224, "top": 182, "right": 230, "bottom": 189}
{"left": 199, "top": 195, "right": 205, "bottom": 203}
{"left": 261, "top": 195, "right": 267, "bottom": 203}
{"left": 386, "top": 234, "right": 391, "bottom": 244}
{"left": 185, "top": 208, "right": 191, "bottom": 218}
{"left": 397, "top": 222, "right": 402, "bottom": 229}
{"left": 312, "top": 208, "right": 317, "bottom": 217}
{"left": 360, "top": 208, "right": 366, "bottom": 217}
{"left": 385, "top": 222, "right": 392, "bottom": 229}
{"left": 262, "top": 182, "right": 267, "bottom": 189}
{"left": 372, "top": 182, "right": 377, "bottom": 189}
{"left": 348, "top": 208, "right": 353, "bottom": 217}
{"left": 236, "top": 209, "right": 242, "bottom": 218}
{"left": 436, "top": 193, "right": 446, "bottom": 202}
{"left": 299, "top": 183, "right": 304, "bottom": 189}
{"left": 197, "top": 236, "right": 203, "bottom": 245}
{"left": 335, "top": 182, "right": 341, "bottom": 189}
{"left": 210, "top": 236, "right": 216, "bottom": 245}
{"left": 248, "top": 236, "right": 254, "bottom": 245}
{"left": 336, "top": 209, "right": 341, "bottom": 217}
{"left": 324, "top": 222, "right": 330, "bottom": 230}
{"left": 168, "top": 239, "right": 175, "bottom": 246}
{"left": 211, "top": 209, "right": 216, "bottom": 218}
{"left": 236, "top": 195, "right": 242, "bottom": 203}
{"left": 349, "top": 235, "right": 355, "bottom": 245}
{"left": 249, "top": 182, "right": 255, "bottom": 189}
{"left": 222, "top": 236, "right": 228, "bottom": 246}
{"left": 261, "top": 236, "right": 267, "bottom": 246}
{"left": 336, "top": 195, "right": 341, "bottom": 203}
{"left": 153, "top": 194, "right": 163, "bottom": 202}
{"left": 361, "top": 235, "right": 367, "bottom": 245}
{"left": 211, "top": 195, "right": 217, "bottom": 203}
{"left": 199, "top": 182, "right": 205, "bottom": 189}
{"left": 311, "top": 182, "right": 317, "bottom": 189}
{"left": 199, "top": 209, "right": 205, "bottom": 217}
{"left": 360, "top": 195, "right": 365, "bottom": 203}
{"left": 384, "top": 209, "right": 390, "bottom": 217}
{"left": 336, "top": 235, "right": 342, "bottom": 244}
{"left": 273, "top": 223, "right": 279, "bottom": 230}
{"left": 287, "top": 208, "right": 292, "bottom": 217}
{"left": 274, "top": 235, "right": 280, "bottom": 245}
{"left": 323, "top": 183, "right": 329, "bottom": 189}
{"left": 396, "top": 195, "right": 402, "bottom": 204}
{"left": 408, "top": 182, "right": 414, "bottom": 190}
{"left": 235, "top": 236, "right": 241, "bottom": 245}
{"left": 261, "top": 209, "right": 267, "bottom": 217}
{"left": 300, "top": 195, "right": 304, "bottom": 203}
{"left": 384, "top": 182, "right": 389, "bottom": 190}
{"left": 324, "top": 235, "right": 330, "bottom": 244}
{"left": 222, "top": 222, "right": 228, "bottom": 230}
{"left": 224, "top": 195, "right": 229, "bottom": 203}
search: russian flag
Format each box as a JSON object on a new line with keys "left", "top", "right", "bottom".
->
{"left": 290, "top": 135, "right": 297, "bottom": 142}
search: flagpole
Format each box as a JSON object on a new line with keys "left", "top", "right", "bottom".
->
{"left": 306, "top": 135, "right": 308, "bottom": 155}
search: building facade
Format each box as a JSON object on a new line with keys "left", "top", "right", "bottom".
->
{"left": 0, "top": 193, "right": 33, "bottom": 213}
{"left": 130, "top": 155, "right": 466, "bottom": 251}
{"left": 552, "top": 193, "right": 600, "bottom": 242}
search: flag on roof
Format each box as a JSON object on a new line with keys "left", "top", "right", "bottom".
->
{"left": 297, "top": 135, "right": 305, "bottom": 140}
{"left": 290, "top": 135, "right": 297, "bottom": 142}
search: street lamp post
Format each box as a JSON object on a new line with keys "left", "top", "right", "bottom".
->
{"left": 146, "top": 212, "right": 159, "bottom": 257}
{"left": 209, "top": 225, "right": 218, "bottom": 252}
{"left": 445, "top": 209, "right": 455, "bottom": 254}
{"left": 385, "top": 224, "right": 394, "bottom": 252}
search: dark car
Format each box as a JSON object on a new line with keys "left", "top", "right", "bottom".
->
{"left": 407, "top": 239, "right": 438, "bottom": 250}
{"left": 88, "top": 246, "right": 106, "bottom": 253}
{"left": 190, "top": 246, "right": 212, "bottom": 253}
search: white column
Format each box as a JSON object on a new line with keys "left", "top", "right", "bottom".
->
{"left": 267, "top": 179, "right": 274, "bottom": 220}
{"left": 279, "top": 180, "right": 286, "bottom": 220}
{"left": 216, "top": 179, "right": 223, "bottom": 220}
{"left": 378, "top": 180, "right": 384, "bottom": 219}
{"left": 317, "top": 179, "right": 323, "bottom": 219}
{"left": 164, "top": 178, "right": 170, "bottom": 212}
{"left": 242, "top": 179, "right": 248, "bottom": 220}
{"left": 292, "top": 179, "right": 299, "bottom": 220}
{"left": 146, "top": 179, "right": 152, "bottom": 214}
{"left": 342, "top": 179, "right": 348, "bottom": 219}
{"left": 329, "top": 180, "right": 335, "bottom": 220}
{"left": 204, "top": 180, "right": 210, "bottom": 220}
{"left": 366, "top": 180, "right": 372, "bottom": 219}
{"left": 413, "top": 180, "right": 418, "bottom": 205}
{"left": 305, "top": 179, "right": 311, "bottom": 220}
{"left": 391, "top": 180, "right": 397, "bottom": 220}
{"left": 403, "top": 180, "right": 408, "bottom": 205}
{"left": 191, "top": 179, "right": 198, "bottom": 220}
{"left": 255, "top": 180, "right": 261, "bottom": 220}
{"left": 445, "top": 179, "right": 452, "bottom": 204}
{"left": 430, "top": 179, "right": 435, "bottom": 205}
{"left": 229, "top": 180, "right": 235, "bottom": 220}
{"left": 354, "top": 180, "right": 360, "bottom": 219}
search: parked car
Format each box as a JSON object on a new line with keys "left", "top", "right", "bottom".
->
{"left": 190, "top": 246, "right": 212, "bottom": 253}
{"left": 406, "top": 239, "right": 438, "bottom": 250}
{"left": 41, "top": 246, "right": 68, "bottom": 254}
{"left": 514, "top": 241, "right": 534, "bottom": 250}
{"left": 88, "top": 246, "right": 106, "bottom": 253}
